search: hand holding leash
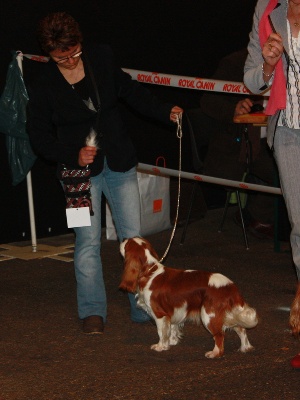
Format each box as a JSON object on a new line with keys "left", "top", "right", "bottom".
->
{"left": 170, "top": 106, "right": 183, "bottom": 122}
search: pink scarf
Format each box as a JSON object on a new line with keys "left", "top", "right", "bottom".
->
{"left": 258, "top": 0, "right": 286, "bottom": 115}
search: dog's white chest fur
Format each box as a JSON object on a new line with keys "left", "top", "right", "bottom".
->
{"left": 136, "top": 266, "right": 163, "bottom": 314}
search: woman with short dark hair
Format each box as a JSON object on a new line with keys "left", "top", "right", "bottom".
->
{"left": 28, "top": 12, "right": 182, "bottom": 335}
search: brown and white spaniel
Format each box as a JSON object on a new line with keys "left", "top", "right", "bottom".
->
{"left": 119, "top": 237, "right": 258, "bottom": 358}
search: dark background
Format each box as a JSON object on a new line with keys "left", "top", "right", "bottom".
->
{"left": 0, "top": 0, "right": 257, "bottom": 243}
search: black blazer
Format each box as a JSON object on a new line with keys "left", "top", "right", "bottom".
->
{"left": 27, "top": 43, "right": 173, "bottom": 176}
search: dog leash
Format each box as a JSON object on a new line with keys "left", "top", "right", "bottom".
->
{"left": 159, "top": 112, "right": 183, "bottom": 263}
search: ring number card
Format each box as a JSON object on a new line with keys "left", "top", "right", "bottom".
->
{"left": 66, "top": 207, "right": 91, "bottom": 228}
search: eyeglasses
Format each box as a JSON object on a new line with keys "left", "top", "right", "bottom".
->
{"left": 54, "top": 50, "right": 82, "bottom": 65}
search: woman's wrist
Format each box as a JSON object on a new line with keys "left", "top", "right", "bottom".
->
{"left": 262, "top": 63, "right": 275, "bottom": 79}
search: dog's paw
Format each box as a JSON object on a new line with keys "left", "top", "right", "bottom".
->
{"left": 169, "top": 337, "right": 180, "bottom": 346}
{"left": 239, "top": 344, "right": 254, "bottom": 353}
{"left": 205, "top": 350, "right": 222, "bottom": 358}
{"left": 151, "top": 343, "right": 170, "bottom": 352}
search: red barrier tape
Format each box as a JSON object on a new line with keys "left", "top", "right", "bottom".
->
{"left": 19, "top": 53, "right": 252, "bottom": 95}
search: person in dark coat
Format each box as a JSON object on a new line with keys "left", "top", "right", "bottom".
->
{"left": 28, "top": 12, "right": 182, "bottom": 334}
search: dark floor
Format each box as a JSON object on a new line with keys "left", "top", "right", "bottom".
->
{"left": 0, "top": 182, "right": 299, "bottom": 400}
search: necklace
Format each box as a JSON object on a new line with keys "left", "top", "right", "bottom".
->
{"left": 289, "top": 1, "right": 300, "bottom": 27}
{"left": 58, "top": 59, "right": 84, "bottom": 85}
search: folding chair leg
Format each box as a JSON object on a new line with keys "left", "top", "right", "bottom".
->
{"left": 180, "top": 182, "right": 198, "bottom": 245}
{"left": 236, "top": 191, "right": 249, "bottom": 250}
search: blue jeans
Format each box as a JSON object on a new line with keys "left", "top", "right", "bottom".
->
{"left": 73, "top": 159, "right": 149, "bottom": 322}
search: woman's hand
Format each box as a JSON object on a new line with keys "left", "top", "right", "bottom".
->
{"left": 170, "top": 106, "right": 183, "bottom": 122}
{"left": 262, "top": 33, "right": 284, "bottom": 78}
{"left": 78, "top": 146, "right": 97, "bottom": 167}
{"left": 234, "top": 98, "right": 253, "bottom": 116}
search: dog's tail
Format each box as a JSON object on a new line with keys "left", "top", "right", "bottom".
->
{"left": 224, "top": 304, "right": 258, "bottom": 329}
{"left": 290, "top": 282, "right": 300, "bottom": 336}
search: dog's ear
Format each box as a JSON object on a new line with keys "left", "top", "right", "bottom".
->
{"left": 119, "top": 240, "right": 142, "bottom": 293}
{"left": 119, "top": 255, "right": 141, "bottom": 293}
